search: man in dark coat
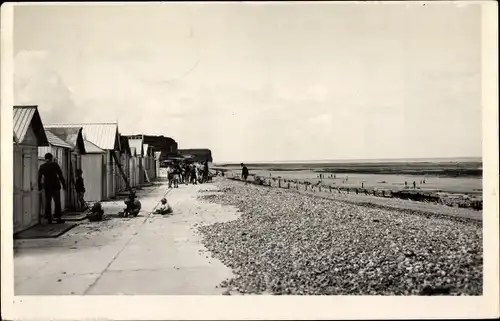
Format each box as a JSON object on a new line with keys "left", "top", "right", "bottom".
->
{"left": 38, "top": 153, "right": 66, "bottom": 224}
{"left": 241, "top": 163, "right": 249, "bottom": 183}
{"left": 202, "top": 161, "right": 209, "bottom": 183}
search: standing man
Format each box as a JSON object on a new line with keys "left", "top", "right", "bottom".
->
{"left": 241, "top": 163, "right": 249, "bottom": 183}
{"left": 203, "top": 161, "right": 209, "bottom": 183}
{"left": 166, "top": 163, "right": 174, "bottom": 188}
{"left": 38, "top": 153, "right": 66, "bottom": 224}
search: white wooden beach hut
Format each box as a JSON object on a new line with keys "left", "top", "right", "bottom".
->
{"left": 81, "top": 140, "right": 106, "bottom": 202}
{"left": 129, "top": 147, "right": 138, "bottom": 187}
{"left": 143, "top": 143, "right": 149, "bottom": 182}
{"left": 47, "top": 123, "right": 121, "bottom": 200}
{"left": 118, "top": 135, "right": 132, "bottom": 191}
{"left": 154, "top": 151, "right": 162, "bottom": 178}
{"left": 128, "top": 138, "right": 144, "bottom": 185}
{"left": 13, "top": 106, "right": 49, "bottom": 233}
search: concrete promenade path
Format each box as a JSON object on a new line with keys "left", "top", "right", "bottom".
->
{"left": 14, "top": 180, "right": 239, "bottom": 295}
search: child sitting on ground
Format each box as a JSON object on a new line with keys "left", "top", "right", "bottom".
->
{"left": 155, "top": 198, "right": 173, "bottom": 215}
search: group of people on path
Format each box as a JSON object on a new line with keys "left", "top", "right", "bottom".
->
{"left": 166, "top": 160, "right": 210, "bottom": 188}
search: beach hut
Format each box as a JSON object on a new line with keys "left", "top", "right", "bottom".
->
{"left": 43, "top": 126, "right": 87, "bottom": 210}
{"left": 13, "top": 106, "right": 49, "bottom": 233}
{"left": 129, "top": 147, "right": 138, "bottom": 187}
{"left": 47, "top": 123, "right": 121, "bottom": 200}
{"left": 143, "top": 143, "right": 150, "bottom": 182}
{"left": 148, "top": 147, "right": 156, "bottom": 180}
{"left": 38, "top": 130, "right": 74, "bottom": 213}
{"left": 118, "top": 135, "right": 132, "bottom": 191}
{"left": 128, "top": 138, "right": 144, "bottom": 185}
{"left": 154, "top": 151, "right": 162, "bottom": 178}
{"left": 80, "top": 140, "right": 106, "bottom": 202}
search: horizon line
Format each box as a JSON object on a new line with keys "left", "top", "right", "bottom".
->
{"left": 214, "top": 156, "right": 482, "bottom": 164}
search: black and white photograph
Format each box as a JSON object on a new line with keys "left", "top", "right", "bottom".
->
{"left": 1, "top": 1, "right": 498, "bottom": 320}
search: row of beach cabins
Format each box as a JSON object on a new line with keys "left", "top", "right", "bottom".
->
{"left": 13, "top": 106, "right": 161, "bottom": 234}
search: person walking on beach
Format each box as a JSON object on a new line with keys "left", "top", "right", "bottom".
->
{"left": 190, "top": 163, "right": 197, "bottom": 184}
{"left": 38, "top": 153, "right": 66, "bottom": 224}
{"left": 203, "top": 161, "right": 209, "bottom": 183}
{"left": 167, "top": 164, "right": 174, "bottom": 188}
{"left": 183, "top": 162, "right": 189, "bottom": 185}
{"left": 173, "top": 162, "right": 181, "bottom": 188}
{"left": 241, "top": 163, "right": 249, "bottom": 183}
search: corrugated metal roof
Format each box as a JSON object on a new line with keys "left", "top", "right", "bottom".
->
{"left": 13, "top": 106, "right": 35, "bottom": 142}
{"left": 46, "top": 122, "right": 119, "bottom": 150}
{"left": 44, "top": 126, "right": 81, "bottom": 147}
{"left": 44, "top": 126, "right": 87, "bottom": 154}
{"left": 84, "top": 140, "right": 105, "bottom": 154}
{"left": 13, "top": 106, "right": 49, "bottom": 146}
{"left": 129, "top": 139, "right": 143, "bottom": 156}
{"left": 45, "top": 130, "right": 73, "bottom": 149}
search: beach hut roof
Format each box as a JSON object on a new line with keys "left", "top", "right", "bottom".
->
{"left": 43, "top": 125, "right": 86, "bottom": 153}
{"left": 128, "top": 139, "right": 143, "bottom": 156}
{"left": 45, "top": 130, "right": 73, "bottom": 149}
{"left": 83, "top": 140, "right": 105, "bottom": 154}
{"left": 46, "top": 122, "right": 120, "bottom": 151}
{"left": 13, "top": 106, "right": 49, "bottom": 146}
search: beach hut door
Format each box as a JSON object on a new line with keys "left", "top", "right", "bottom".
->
{"left": 13, "top": 147, "right": 23, "bottom": 232}
{"left": 21, "top": 148, "right": 38, "bottom": 231}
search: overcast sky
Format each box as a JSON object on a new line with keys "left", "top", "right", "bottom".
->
{"left": 13, "top": 3, "right": 482, "bottom": 163}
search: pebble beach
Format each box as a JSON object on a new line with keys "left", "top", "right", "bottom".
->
{"left": 197, "top": 178, "right": 483, "bottom": 296}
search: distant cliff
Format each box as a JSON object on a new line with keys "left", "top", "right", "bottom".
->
{"left": 126, "top": 134, "right": 178, "bottom": 159}
{"left": 179, "top": 149, "right": 213, "bottom": 162}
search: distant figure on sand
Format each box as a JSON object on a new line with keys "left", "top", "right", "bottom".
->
{"left": 190, "top": 163, "right": 197, "bottom": 184}
{"left": 203, "top": 161, "right": 209, "bottom": 183}
{"left": 241, "top": 163, "right": 249, "bottom": 183}
{"left": 166, "top": 164, "right": 173, "bottom": 188}
{"left": 173, "top": 162, "right": 181, "bottom": 188}
{"left": 413, "top": 181, "right": 416, "bottom": 189}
